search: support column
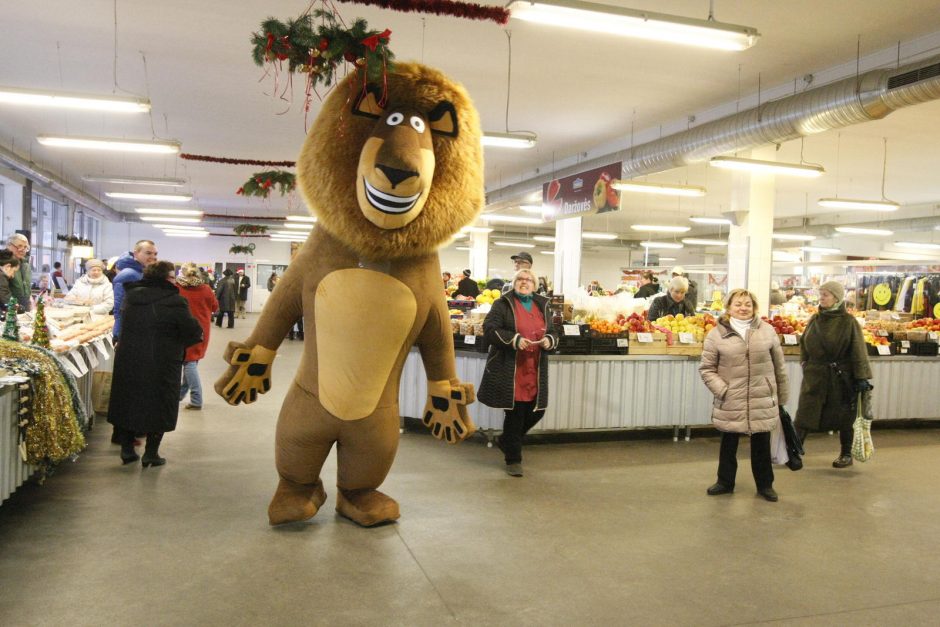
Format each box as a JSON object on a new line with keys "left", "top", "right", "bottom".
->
{"left": 553, "top": 217, "right": 582, "bottom": 297}
{"left": 469, "top": 230, "right": 489, "bottom": 281}
{"left": 726, "top": 146, "right": 775, "bottom": 304}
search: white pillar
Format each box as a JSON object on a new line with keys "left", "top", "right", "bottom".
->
{"left": 726, "top": 146, "right": 775, "bottom": 305}
{"left": 553, "top": 217, "right": 582, "bottom": 297}
{"left": 469, "top": 230, "right": 489, "bottom": 280}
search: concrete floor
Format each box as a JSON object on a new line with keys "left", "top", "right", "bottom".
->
{"left": 2, "top": 315, "right": 940, "bottom": 626}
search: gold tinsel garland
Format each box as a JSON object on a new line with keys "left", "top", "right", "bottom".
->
{"left": 0, "top": 339, "right": 85, "bottom": 468}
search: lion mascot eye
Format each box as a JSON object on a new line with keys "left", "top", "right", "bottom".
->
{"left": 409, "top": 116, "right": 426, "bottom": 133}
{"left": 386, "top": 112, "right": 404, "bottom": 126}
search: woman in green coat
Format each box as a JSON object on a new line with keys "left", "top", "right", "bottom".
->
{"left": 795, "top": 281, "right": 872, "bottom": 468}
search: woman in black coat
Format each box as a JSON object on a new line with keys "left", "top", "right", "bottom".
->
{"left": 478, "top": 269, "right": 559, "bottom": 477}
{"left": 108, "top": 261, "right": 203, "bottom": 466}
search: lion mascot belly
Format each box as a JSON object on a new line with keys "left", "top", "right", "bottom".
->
{"left": 214, "top": 62, "right": 484, "bottom": 527}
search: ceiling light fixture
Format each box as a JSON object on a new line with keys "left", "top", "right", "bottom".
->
{"left": 480, "top": 214, "right": 543, "bottom": 225}
{"left": 38, "top": 135, "right": 181, "bottom": 154}
{"left": 150, "top": 224, "right": 205, "bottom": 231}
{"left": 710, "top": 156, "right": 824, "bottom": 178}
{"left": 139, "top": 216, "right": 200, "bottom": 223}
{"left": 801, "top": 246, "right": 841, "bottom": 254}
{"left": 270, "top": 236, "right": 307, "bottom": 242}
{"left": 280, "top": 223, "right": 315, "bottom": 230}
{"left": 771, "top": 233, "right": 817, "bottom": 242}
{"left": 540, "top": 251, "right": 555, "bottom": 255}
{"left": 83, "top": 175, "right": 185, "bottom": 186}
{"left": 272, "top": 230, "right": 313, "bottom": 236}
{"left": 461, "top": 226, "right": 495, "bottom": 233}
{"left": 0, "top": 86, "right": 150, "bottom": 112}
{"left": 681, "top": 238, "right": 728, "bottom": 246}
{"left": 894, "top": 241, "right": 940, "bottom": 251}
{"left": 582, "top": 232, "right": 618, "bottom": 240}
{"left": 134, "top": 208, "right": 201, "bottom": 216}
{"left": 533, "top": 235, "right": 556, "bottom": 242}
{"left": 833, "top": 226, "right": 894, "bottom": 236}
{"left": 163, "top": 231, "right": 210, "bottom": 238}
{"left": 817, "top": 198, "right": 900, "bottom": 211}
{"left": 285, "top": 215, "right": 317, "bottom": 223}
{"left": 631, "top": 224, "right": 691, "bottom": 233}
{"left": 455, "top": 246, "right": 471, "bottom": 251}
{"left": 658, "top": 257, "right": 677, "bottom": 261}
{"left": 640, "top": 242, "right": 684, "bottom": 249}
{"left": 613, "top": 181, "right": 706, "bottom": 197}
{"left": 507, "top": 0, "right": 760, "bottom": 51}
{"left": 111, "top": 192, "right": 191, "bottom": 202}
{"left": 481, "top": 132, "right": 537, "bottom": 149}
{"left": 689, "top": 216, "right": 732, "bottom": 226}
{"left": 494, "top": 241, "right": 536, "bottom": 248}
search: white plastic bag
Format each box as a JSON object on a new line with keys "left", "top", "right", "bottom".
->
{"left": 851, "top": 397, "right": 874, "bottom": 462}
{"left": 770, "top": 418, "right": 789, "bottom": 465}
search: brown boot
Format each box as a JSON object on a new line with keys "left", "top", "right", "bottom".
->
{"left": 336, "top": 488, "right": 400, "bottom": 527}
{"left": 268, "top": 478, "right": 327, "bottom": 525}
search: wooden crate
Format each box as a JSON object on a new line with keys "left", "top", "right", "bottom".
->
{"left": 627, "top": 331, "right": 669, "bottom": 354}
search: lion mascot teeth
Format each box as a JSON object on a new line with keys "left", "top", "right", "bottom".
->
{"left": 214, "top": 62, "right": 484, "bottom": 527}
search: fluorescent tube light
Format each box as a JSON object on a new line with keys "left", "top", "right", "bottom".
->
{"left": 455, "top": 246, "right": 471, "bottom": 251}
{"left": 582, "top": 232, "right": 618, "bottom": 240}
{"left": 151, "top": 224, "right": 205, "bottom": 231}
{"left": 801, "top": 246, "right": 841, "bottom": 254}
{"left": 833, "top": 226, "right": 893, "bottom": 236}
{"left": 272, "top": 230, "right": 312, "bottom": 236}
{"left": 461, "top": 226, "right": 495, "bottom": 233}
{"left": 270, "top": 236, "right": 307, "bottom": 242}
{"left": 658, "top": 257, "right": 677, "bottom": 261}
{"left": 0, "top": 86, "right": 150, "bottom": 112}
{"left": 281, "top": 223, "right": 315, "bottom": 230}
{"left": 533, "top": 236, "right": 556, "bottom": 242}
{"left": 689, "top": 216, "right": 732, "bottom": 226}
{"left": 38, "top": 135, "right": 181, "bottom": 154}
{"left": 818, "top": 198, "right": 900, "bottom": 211}
{"left": 134, "top": 208, "right": 202, "bottom": 216}
{"left": 481, "top": 131, "right": 537, "bottom": 149}
{"left": 494, "top": 241, "right": 536, "bottom": 248}
{"left": 285, "top": 215, "right": 317, "bottom": 222}
{"left": 507, "top": 0, "right": 759, "bottom": 51}
{"left": 771, "top": 233, "right": 816, "bottom": 242}
{"left": 111, "top": 192, "right": 192, "bottom": 202}
{"left": 164, "top": 231, "right": 210, "bottom": 238}
{"left": 139, "top": 216, "right": 200, "bottom": 223}
{"left": 613, "top": 181, "right": 706, "bottom": 197}
{"left": 710, "top": 156, "right": 824, "bottom": 178}
{"left": 894, "top": 241, "right": 940, "bottom": 250}
{"left": 540, "top": 251, "right": 555, "bottom": 255}
{"left": 640, "top": 242, "right": 684, "bottom": 249}
{"left": 83, "top": 175, "right": 185, "bottom": 186}
{"left": 681, "top": 238, "right": 728, "bottom": 246}
{"left": 480, "top": 214, "right": 543, "bottom": 225}
{"left": 631, "top": 224, "right": 691, "bottom": 233}
{"left": 518, "top": 205, "right": 546, "bottom": 213}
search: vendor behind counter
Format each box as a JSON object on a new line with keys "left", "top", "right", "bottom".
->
{"left": 648, "top": 276, "right": 695, "bottom": 320}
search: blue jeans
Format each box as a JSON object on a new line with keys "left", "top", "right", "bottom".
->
{"left": 179, "top": 361, "right": 202, "bottom": 407}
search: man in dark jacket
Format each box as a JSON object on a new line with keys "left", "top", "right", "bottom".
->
{"left": 648, "top": 276, "right": 695, "bottom": 321}
{"left": 107, "top": 261, "right": 202, "bottom": 466}
{"left": 112, "top": 239, "right": 158, "bottom": 339}
{"left": 234, "top": 268, "right": 251, "bottom": 318}
{"left": 215, "top": 269, "right": 237, "bottom": 328}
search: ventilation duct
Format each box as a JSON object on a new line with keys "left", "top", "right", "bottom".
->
{"left": 622, "top": 55, "right": 940, "bottom": 177}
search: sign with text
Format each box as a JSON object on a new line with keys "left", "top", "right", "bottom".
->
{"left": 542, "top": 162, "right": 622, "bottom": 221}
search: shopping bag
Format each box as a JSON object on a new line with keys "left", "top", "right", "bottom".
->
{"left": 851, "top": 393, "right": 874, "bottom": 462}
{"left": 91, "top": 371, "right": 113, "bottom": 415}
{"left": 770, "top": 418, "right": 789, "bottom": 465}
{"left": 778, "top": 405, "right": 803, "bottom": 470}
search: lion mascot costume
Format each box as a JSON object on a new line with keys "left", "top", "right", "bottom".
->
{"left": 215, "top": 62, "right": 484, "bottom": 527}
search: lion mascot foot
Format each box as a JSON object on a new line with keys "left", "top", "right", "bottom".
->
{"left": 336, "top": 488, "right": 400, "bottom": 527}
{"left": 268, "top": 478, "right": 327, "bottom": 525}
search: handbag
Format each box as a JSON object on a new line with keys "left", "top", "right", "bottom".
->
{"left": 851, "top": 392, "right": 874, "bottom": 462}
{"left": 778, "top": 405, "right": 803, "bottom": 471}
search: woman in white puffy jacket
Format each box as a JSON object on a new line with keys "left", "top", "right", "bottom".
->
{"left": 64, "top": 258, "right": 114, "bottom": 314}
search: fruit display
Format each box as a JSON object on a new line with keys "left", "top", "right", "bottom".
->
{"left": 653, "top": 313, "right": 717, "bottom": 342}
{"left": 588, "top": 319, "right": 627, "bottom": 336}
{"left": 475, "top": 289, "right": 502, "bottom": 305}
{"left": 862, "top": 329, "right": 891, "bottom": 347}
{"left": 763, "top": 314, "right": 806, "bottom": 335}
{"left": 906, "top": 318, "right": 940, "bottom": 332}
{"left": 616, "top": 312, "right": 655, "bottom": 333}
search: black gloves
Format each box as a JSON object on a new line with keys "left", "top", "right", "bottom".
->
{"left": 854, "top": 379, "right": 874, "bottom": 393}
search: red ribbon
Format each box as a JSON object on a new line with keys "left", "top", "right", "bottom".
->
{"left": 361, "top": 29, "right": 391, "bottom": 52}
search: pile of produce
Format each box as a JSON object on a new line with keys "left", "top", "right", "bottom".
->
{"left": 763, "top": 314, "right": 806, "bottom": 335}
{"left": 652, "top": 313, "right": 717, "bottom": 341}
{"left": 475, "top": 289, "right": 503, "bottom": 305}
{"left": 862, "top": 329, "right": 891, "bottom": 347}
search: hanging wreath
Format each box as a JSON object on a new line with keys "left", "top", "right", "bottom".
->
{"left": 251, "top": 10, "right": 394, "bottom": 94}
{"left": 230, "top": 243, "right": 257, "bottom": 255}
{"left": 233, "top": 224, "right": 269, "bottom": 236}
{"left": 56, "top": 235, "right": 93, "bottom": 247}
{"left": 236, "top": 171, "right": 296, "bottom": 198}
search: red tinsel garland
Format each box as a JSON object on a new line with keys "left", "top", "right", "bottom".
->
{"left": 337, "top": 0, "right": 510, "bottom": 25}
{"left": 181, "top": 153, "right": 296, "bottom": 167}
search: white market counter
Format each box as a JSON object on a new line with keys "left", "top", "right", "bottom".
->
{"left": 398, "top": 350, "right": 940, "bottom": 434}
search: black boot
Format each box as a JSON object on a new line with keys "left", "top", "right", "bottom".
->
{"left": 287, "top": 331, "right": 295, "bottom": 341}
{"left": 142, "top": 432, "right": 166, "bottom": 467}
{"left": 297, "top": 331, "right": 304, "bottom": 340}
{"left": 120, "top": 438, "right": 139, "bottom": 465}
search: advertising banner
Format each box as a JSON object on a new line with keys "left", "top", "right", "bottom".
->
{"left": 542, "top": 162, "right": 622, "bottom": 221}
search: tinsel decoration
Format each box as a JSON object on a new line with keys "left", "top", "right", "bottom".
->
{"left": 180, "top": 153, "right": 296, "bottom": 167}
{"left": 3, "top": 297, "right": 20, "bottom": 340}
{"left": 31, "top": 296, "right": 51, "bottom": 349}
{"left": 236, "top": 171, "right": 296, "bottom": 198}
{"left": 0, "top": 341, "right": 86, "bottom": 474}
{"left": 233, "top": 224, "right": 269, "bottom": 236}
{"left": 56, "top": 234, "right": 94, "bottom": 247}
{"left": 230, "top": 243, "right": 257, "bottom": 255}
{"left": 337, "top": 0, "right": 510, "bottom": 25}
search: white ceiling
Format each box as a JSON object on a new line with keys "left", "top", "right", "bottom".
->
{"left": 3, "top": 0, "right": 940, "bottom": 261}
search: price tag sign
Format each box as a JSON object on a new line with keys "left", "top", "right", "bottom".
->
{"left": 636, "top": 332, "right": 654, "bottom": 343}
{"left": 678, "top": 332, "right": 695, "bottom": 344}
{"left": 783, "top": 334, "right": 799, "bottom": 345}
{"left": 463, "top": 335, "right": 476, "bottom": 345}
{"left": 876, "top": 329, "right": 889, "bottom": 337}
{"left": 617, "top": 338, "right": 629, "bottom": 348}
{"left": 891, "top": 313, "right": 900, "bottom": 321}
{"left": 563, "top": 324, "right": 581, "bottom": 336}
{"left": 901, "top": 340, "right": 911, "bottom": 348}
{"left": 876, "top": 344, "right": 891, "bottom": 356}
{"left": 929, "top": 332, "right": 939, "bottom": 341}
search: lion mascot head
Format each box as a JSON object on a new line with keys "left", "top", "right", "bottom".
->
{"left": 297, "top": 62, "right": 484, "bottom": 259}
